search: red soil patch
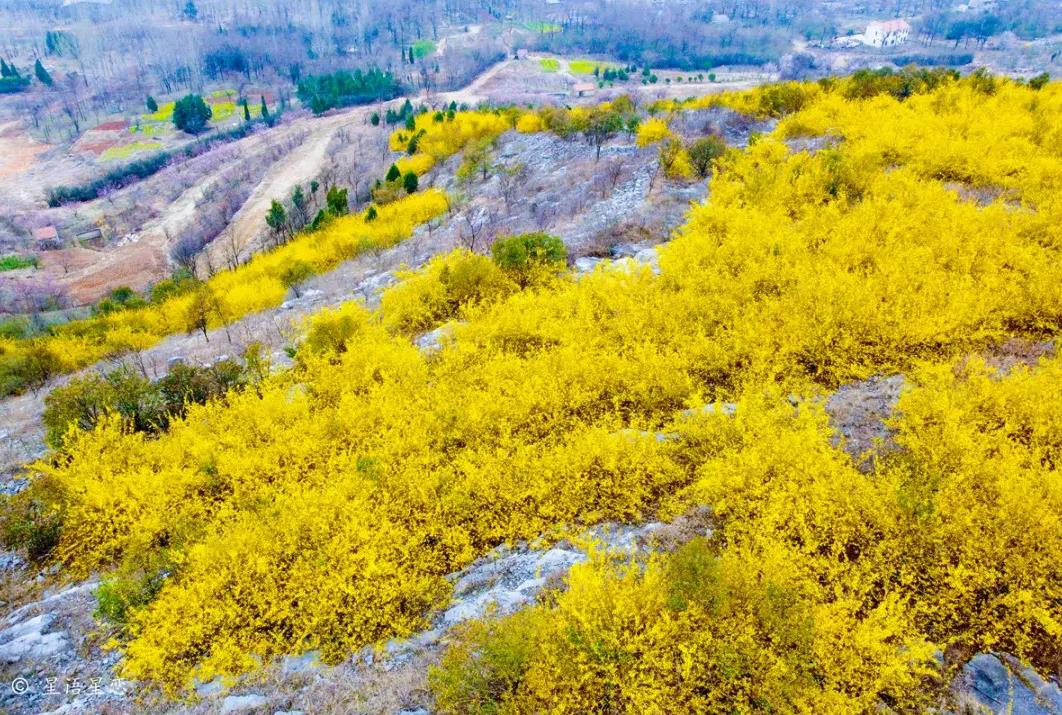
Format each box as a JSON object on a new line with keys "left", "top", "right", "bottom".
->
{"left": 0, "top": 122, "right": 48, "bottom": 180}
{"left": 96, "top": 119, "right": 130, "bottom": 131}
{"left": 76, "top": 139, "right": 119, "bottom": 155}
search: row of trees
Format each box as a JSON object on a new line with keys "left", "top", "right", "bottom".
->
{"left": 296, "top": 68, "right": 403, "bottom": 114}
{"left": 265, "top": 181, "right": 350, "bottom": 248}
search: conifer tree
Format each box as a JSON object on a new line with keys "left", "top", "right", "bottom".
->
{"left": 34, "top": 59, "right": 53, "bottom": 86}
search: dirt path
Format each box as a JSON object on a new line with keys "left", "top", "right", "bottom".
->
{"left": 200, "top": 110, "right": 371, "bottom": 270}
{"left": 437, "top": 59, "right": 512, "bottom": 105}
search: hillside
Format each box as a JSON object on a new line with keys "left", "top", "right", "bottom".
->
{"left": 1, "top": 68, "right": 1061, "bottom": 714}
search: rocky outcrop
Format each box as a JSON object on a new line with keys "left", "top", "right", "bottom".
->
{"left": 954, "top": 653, "right": 1062, "bottom": 714}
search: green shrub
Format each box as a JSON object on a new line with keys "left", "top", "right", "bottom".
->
{"left": 0, "top": 254, "right": 37, "bottom": 272}
{"left": 0, "top": 476, "right": 65, "bottom": 563}
{"left": 280, "top": 260, "right": 315, "bottom": 297}
{"left": 96, "top": 570, "right": 167, "bottom": 627}
{"left": 687, "top": 135, "right": 727, "bottom": 178}
{"left": 42, "top": 361, "right": 249, "bottom": 449}
{"left": 490, "top": 232, "right": 567, "bottom": 286}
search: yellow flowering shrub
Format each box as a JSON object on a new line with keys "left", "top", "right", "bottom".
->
{"left": 7, "top": 77, "right": 1062, "bottom": 699}
{"left": 433, "top": 540, "right": 935, "bottom": 714}
{"left": 396, "top": 153, "right": 436, "bottom": 177}
{"left": 434, "top": 362, "right": 1062, "bottom": 711}
{"left": 390, "top": 111, "right": 513, "bottom": 162}
{"left": 379, "top": 250, "right": 515, "bottom": 335}
{"left": 635, "top": 117, "right": 672, "bottom": 147}
{"left": 515, "top": 113, "right": 543, "bottom": 133}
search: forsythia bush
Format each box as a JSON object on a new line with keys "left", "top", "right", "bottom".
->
{"left": 6, "top": 76, "right": 1062, "bottom": 703}
{"left": 635, "top": 116, "right": 672, "bottom": 147}
{"left": 380, "top": 250, "right": 515, "bottom": 334}
{"left": 435, "top": 361, "right": 1062, "bottom": 712}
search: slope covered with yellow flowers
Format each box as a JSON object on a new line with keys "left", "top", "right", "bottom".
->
{"left": 0, "top": 191, "right": 449, "bottom": 393}
{"left": 5, "top": 75, "right": 1062, "bottom": 707}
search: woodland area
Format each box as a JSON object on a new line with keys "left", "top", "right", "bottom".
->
{"left": 0, "top": 0, "right": 1058, "bottom": 142}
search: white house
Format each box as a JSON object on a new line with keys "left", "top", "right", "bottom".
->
{"left": 863, "top": 19, "right": 911, "bottom": 47}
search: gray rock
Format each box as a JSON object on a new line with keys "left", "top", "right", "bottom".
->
{"left": 194, "top": 676, "right": 224, "bottom": 697}
{"left": 397, "top": 708, "right": 430, "bottom": 715}
{"left": 220, "top": 693, "right": 269, "bottom": 713}
{"left": 680, "top": 402, "right": 738, "bottom": 419}
{"left": 279, "top": 651, "right": 321, "bottom": 676}
{"left": 415, "top": 325, "right": 452, "bottom": 354}
{"left": 573, "top": 256, "right": 601, "bottom": 274}
{"left": 956, "top": 653, "right": 1062, "bottom": 714}
{"left": 632, "top": 247, "right": 660, "bottom": 274}
{"left": 0, "top": 614, "right": 70, "bottom": 663}
{"left": 0, "top": 551, "right": 24, "bottom": 571}
{"left": 442, "top": 545, "right": 595, "bottom": 626}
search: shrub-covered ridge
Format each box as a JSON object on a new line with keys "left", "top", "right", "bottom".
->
{"left": 2, "top": 75, "right": 1061, "bottom": 703}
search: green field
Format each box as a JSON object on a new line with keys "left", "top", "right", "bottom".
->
{"left": 130, "top": 122, "right": 170, "bottom": 137}
{"left": 100, "top": 141, "right": 163, "bottom": 162}
{"left": 569, "top": 58, "right": 618, "bottom": 75}
{"left": 412, "top": 39, "right": 437, "bottom": 58}
{"left": 211, "top": 101, "right": 238, "bottom": 121}
{"left": 540, "top": 58, "right": 560, "bottom": 72}
{"left": 525, "top": 21, "right": 562, "bottom": 33}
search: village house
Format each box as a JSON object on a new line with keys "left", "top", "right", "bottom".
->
{"left": 863, "top": 19, "right": 911, "bottom": 47}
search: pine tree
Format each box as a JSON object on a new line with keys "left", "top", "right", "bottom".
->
{"left": 403, "top": 171, "right": 419, "bottom": 194}
{"left": 146, "top": 95, "right": 159, "bottom": 112}
{"left": 365, "top": 205, "right": 378, "bottom": 222}
{"left": 172, "top": 94, "right": 212, "bottom": 133}
{"left": 242, "top": 98, "right": 251, "bottom": 121}
{"left": 34, "top": 59, "right": 53, "bottom": 86}
{"left": 260, "top": 96, "right": 269, "bottom": 120}
{"left": 385, "top": 164, "right": 401, "bottom": 182}
{"left": 0, "top": 59, "right": 11, "bottom": 78}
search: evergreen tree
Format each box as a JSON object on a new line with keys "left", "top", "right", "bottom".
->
{"left": 172, "top": 94, "right": 212, "bottom": 133}
{"left": 0, "top": 59, "right": 11, "bottom": 78}
{"left": 260, "top": 95, "right": 269, "bottom": 120}
{"left": 403, "top": 171, "right": 419, "bottom": 194}
{"left": 146, "top": 95, "right": 159, "bottom": 112}
{"left": 325, "top": 186, "right": 349, "bottom": 216}
{"left": 365, "top": 205, "right": 378, "bottom": 222}
{"left": 183, "top": 0, "right": 198, "bottom": 20}
{"left": 385, "top": 164, "right": 401, "bottom": 182}
{"left": 265, "top": 199, "right": 287, "bottom": 237}
{"left": 370, "top": 111, "right": 380, "bottom": 126}
{"left": 34, "top": 59, "right": 53, "bottom": 86}
{"left": 242, "top": 98, "right": 251, "bottom": 121}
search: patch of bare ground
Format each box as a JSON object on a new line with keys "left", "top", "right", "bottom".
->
{"left": 974, "top": 336, "right": 1055, "bottom": 374}
{"left": 942, "top": 181, "right": 1022, "bottom": 208}
{"left": 0, "top": 122, "right": 49, "bottom": 186}
{"left": 825, "top": 374, "right": 906, "bottom": 471}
